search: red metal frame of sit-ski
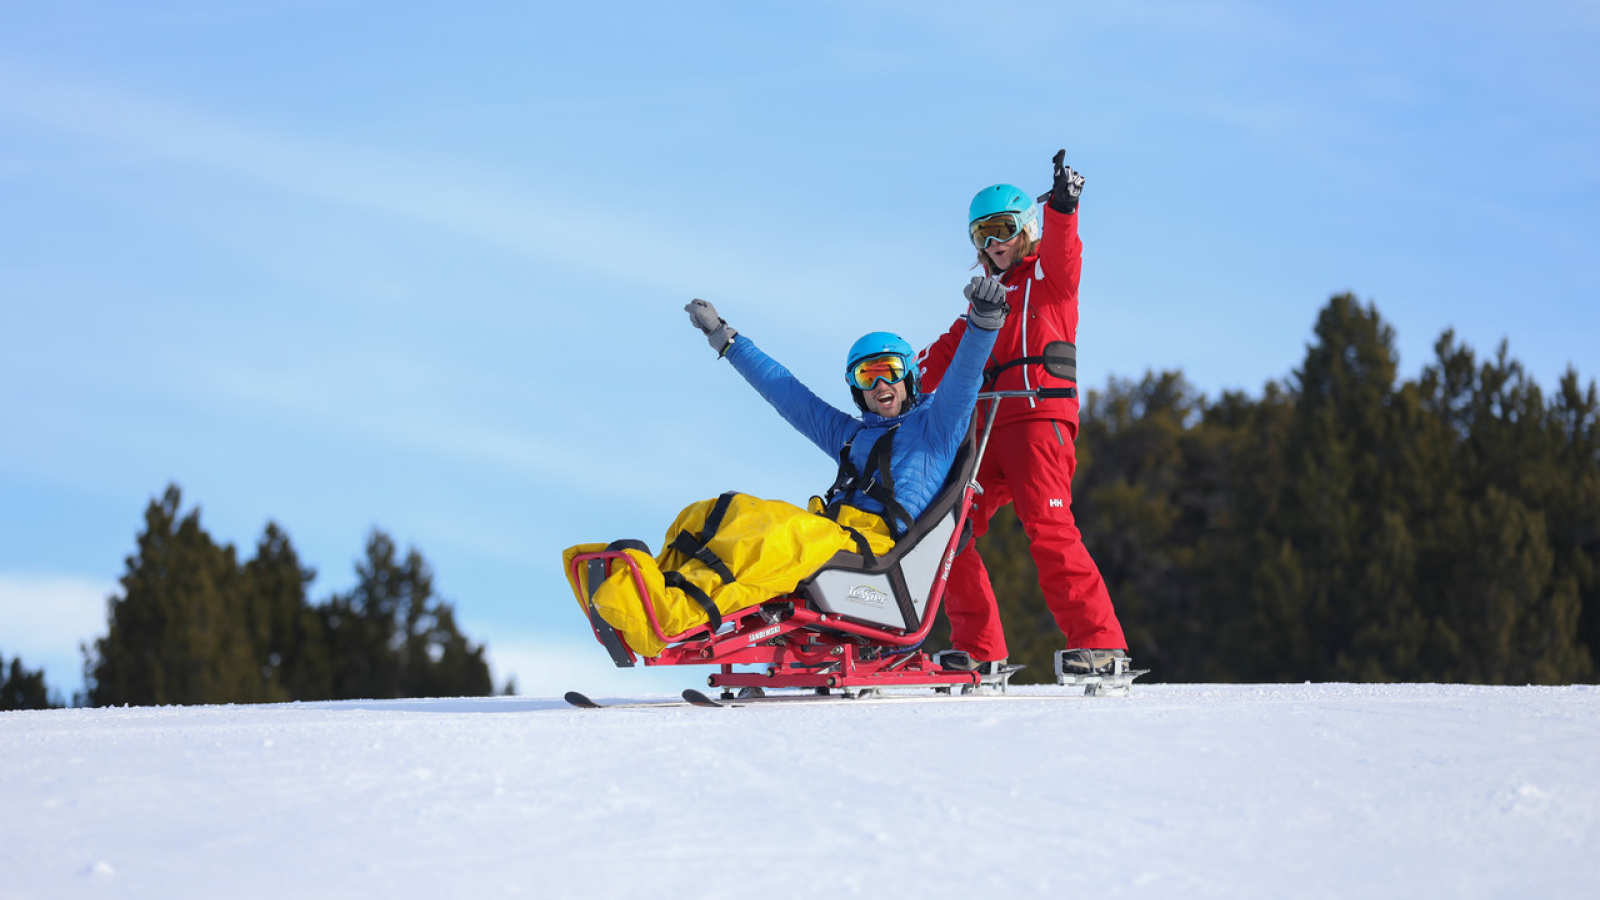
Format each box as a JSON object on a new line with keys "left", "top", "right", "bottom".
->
{"left": 567, "top": 387, "right": 1070, "bottom": 696}
{"left": 566, "top": 473, "right": 981, "bottom": 694}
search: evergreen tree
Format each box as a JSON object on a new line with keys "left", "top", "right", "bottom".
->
{"left": 321, "top": 530, "right": 493, "bottom": 700}
{"left": 1074, "top": 370, "right": 1204, "bottom": 680}
{"left": 86, "top": 485, "right": 271, "bottom": 706}
{"left": 1413, "top": 337, "right": 1594, "bottom": 683}
{"left": 1193, "top": 383, "right": 1302, "bottom": 681}
{"left": 1278, "top": 294, "right": 1406, "bottom": 680}
{"left": 80, "top": 487, "right": 502, "bottom": 706}
{"left": 240, "top": 523, "right": 331, "bottom": 700}
{"left": 1550, "top": 370, "right": 1600, "bottom": 669}
{"left": 1, "top": 652, "right": 61, "bottom": 710}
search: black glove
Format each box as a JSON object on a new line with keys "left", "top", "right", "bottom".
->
{"left": 1046, "top": 149, "right": 1085, "bottom": 214}
{"left": 963, "top": 276, "right": 1009, "bottom": 331}
{"left": 685, "top": 299, "right": 737, "bottom": 356}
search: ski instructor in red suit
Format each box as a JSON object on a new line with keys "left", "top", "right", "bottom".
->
{"left": 917, "top": 150, "right": 1128, "bottom": 677}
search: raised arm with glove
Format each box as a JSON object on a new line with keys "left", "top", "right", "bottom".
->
{"left": 1037, "top": 148, "right": 1086, "bottom": 215}
{"left": 685, "top": 298, "right": 737, "bottom": 356}
{"left": 963, "top": 275, "right": 1010, "bottom": 332}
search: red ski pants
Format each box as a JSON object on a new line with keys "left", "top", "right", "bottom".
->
{"left": 945, "top": 418, "right": 1126, "bottom": 661}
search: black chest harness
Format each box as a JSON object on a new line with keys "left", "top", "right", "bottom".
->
{"left": 982, "top": 340, "right": 1079, "bottom": 398}
{"left": 820, "top": 424, "right": 914, "bottom": 543}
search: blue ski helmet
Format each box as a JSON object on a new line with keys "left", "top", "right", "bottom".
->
{"left": 968, "top": 183, "right": 1039, "bottom": 242}
{"left": 845, "top": 331, "right": 920, "bottom": 414}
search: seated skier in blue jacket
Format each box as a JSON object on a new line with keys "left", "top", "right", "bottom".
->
{"left": 563, "top": 276, "right": 1008, "bottom": 658}
{"left": 684, "top": 274, "right": 1006, "bottom": 536}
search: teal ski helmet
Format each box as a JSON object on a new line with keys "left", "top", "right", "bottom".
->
{"left": 968, "top": 183, "right": 1039, "bottom": 247}
{"left": 844, "top": 331, "right": 919, "bottom": 414}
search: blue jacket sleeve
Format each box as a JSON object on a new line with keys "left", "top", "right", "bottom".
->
{"left": 919, "top": 316, "right": 999, "bottom": 453}
{"left": 724, "top": 336, "right": 859, "bottom": 459}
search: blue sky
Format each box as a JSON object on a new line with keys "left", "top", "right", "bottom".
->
{"left": 3, "top": 1, "right": 1597, "bottom": 698}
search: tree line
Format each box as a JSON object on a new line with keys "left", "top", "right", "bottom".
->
{"left": 958, "top": 294, "right": 1599, "bottom": 685}
{"left": 2, "top": 486, "right": 498, "bottom": 709}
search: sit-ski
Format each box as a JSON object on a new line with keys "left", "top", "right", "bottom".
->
{"left": 566, "top": 345, "right": 1147, "bottom": 703}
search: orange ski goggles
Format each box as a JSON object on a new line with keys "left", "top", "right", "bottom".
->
{"left": 848, "top": 353, "right": 910, "bottom": 390}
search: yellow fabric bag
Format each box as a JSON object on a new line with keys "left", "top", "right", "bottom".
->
{"left": 562, "top": 493, "right": 893, "bottom": 657}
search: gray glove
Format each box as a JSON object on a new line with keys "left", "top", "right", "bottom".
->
{"left": 963, "top": 276, "right": 1009, "bottom": 331}
{"left": 685, "top": 299, "right": 737, "bottom": 356}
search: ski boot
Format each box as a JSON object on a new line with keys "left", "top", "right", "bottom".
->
{"left": 1054, "top": 649, "right": 1149, "bottom": 696}
{"left": 934, "top": 650, "right": 1024, "bottom": 693}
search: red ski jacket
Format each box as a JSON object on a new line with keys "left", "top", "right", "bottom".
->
{"left": 918, "top": 203, "right": 1083, "bottom": 435}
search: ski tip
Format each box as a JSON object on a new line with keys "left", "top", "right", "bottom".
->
{"left": 681, "top": 688, "right": 728, "bottom": 708}
{"left": 564, "top": 690, "right": 602, "bottom": 709}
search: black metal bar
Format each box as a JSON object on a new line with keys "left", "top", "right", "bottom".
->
{"left": 586, "top": 558, "right": 635, "bottom": 668}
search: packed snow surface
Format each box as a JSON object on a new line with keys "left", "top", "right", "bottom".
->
{"left": 3, "top": 683, "right": 1596, "bottom": 899}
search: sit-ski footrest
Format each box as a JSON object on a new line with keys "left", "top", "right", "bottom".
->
{"left": 1053, "top": 650, "right": 1148, "bottom": 696}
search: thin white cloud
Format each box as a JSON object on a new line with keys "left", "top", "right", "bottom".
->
{"left": 0, "top": 59, "right": 891, "bottom": 318}
{"left": 0, "top": 59, "right": 580, "bottom": 261}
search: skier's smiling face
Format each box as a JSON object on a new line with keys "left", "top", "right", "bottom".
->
{"left": 861, "top": 378, "right": 907, "bottom": 418}
{"left": 984, "top": 232, "right": 1026, "bottom": 272}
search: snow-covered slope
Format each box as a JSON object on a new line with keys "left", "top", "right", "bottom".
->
{"left": 3, "top": 683, "right": 1596, "bottom": 899}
